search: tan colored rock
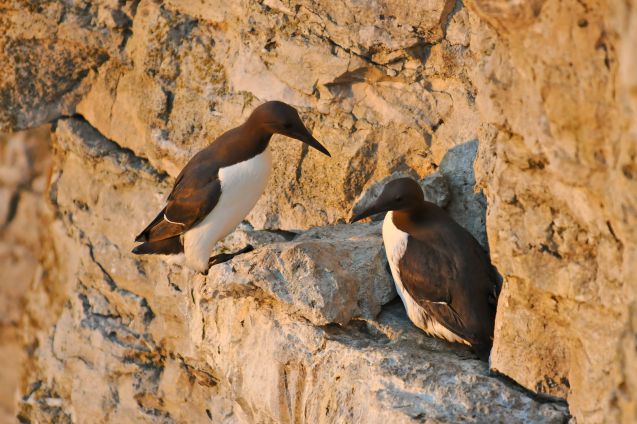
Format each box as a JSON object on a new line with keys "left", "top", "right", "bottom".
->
{"left": 611, "top": 2, "right": 637, "bottom": 422}
{"left": 0, "top": 125, "right": 52, "bottom": 423}
{"left": 208, "top": 223, "right": 396, "bottom": 326}
{"left": 466, "top": 0, "right": 637, "bottom": 422}
{"left": 4, "top": 0, "right": 636, "bottom": 422}
{"left": 74, "top": 0, "right": 482, "bottom": 231}
{"left": 16, "top": 118, "right": 567, "bottom": 423}
{"left": 0, "top": 0, "right": 135, "bottom": 131}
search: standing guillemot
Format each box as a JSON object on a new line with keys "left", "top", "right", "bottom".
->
{"left": 132, "top": 101, "right": 330, "bottom": 273}
{"left": 350, "top": 178, "right": 500, "bottom": 360}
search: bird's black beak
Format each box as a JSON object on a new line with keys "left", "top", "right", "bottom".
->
{"left": 349, "top": 203, "right": 382, "bottom": 223}
{"left": 287, "top": 127, "right": 330, "bottom": 157}
{"left": 299, "top": 132, "right": 331, "bottom": 157}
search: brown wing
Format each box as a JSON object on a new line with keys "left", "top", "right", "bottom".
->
{"left": 398, "top": 235, "right": 477, "bottom": 343}
{"left": 135, "top": 159, "right": 221, "bottom": 243}
{"left": 397, "top": 222, "right": 498, "bottom": 348}
{"left": 134, "top": 125, "right": 266, "bottom": 246}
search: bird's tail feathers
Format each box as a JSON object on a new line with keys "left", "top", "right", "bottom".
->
{"left": 135, "top": 209, "right": 166, "bottom": 242}
{"left": 132, "top": 236, "right": 183, "bottom": 255}
{"left": 135, "top": 209, "right": 185, "bottom": 243}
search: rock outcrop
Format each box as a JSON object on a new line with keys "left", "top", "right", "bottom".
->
{"left": 466, "top": 1, "right": 637, "bottom": 422}
{"left": 17, "top": 118, "right": 566, "bottom": 423}
{"left": 0, "top": 0, "right": 634, "bottom": 423}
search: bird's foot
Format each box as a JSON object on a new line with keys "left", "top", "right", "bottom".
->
{"left": 208, "top": 244, "right": 255, "bottom": 268}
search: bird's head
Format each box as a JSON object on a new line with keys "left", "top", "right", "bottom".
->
{"left": 350, "top": 178, "right": 424, "bottom": 223}
{"left": 249, "top": 101, "right": 330, "bottom": 157}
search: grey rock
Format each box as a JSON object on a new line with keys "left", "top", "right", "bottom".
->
{"left": 439, "top": 140, "right": 488, "bottom": 248}
{"left": 208, "top": 222, "right": 395, "bottom": 325}
{"left": 421, "top": 172, "right": 452, "bottom": 208}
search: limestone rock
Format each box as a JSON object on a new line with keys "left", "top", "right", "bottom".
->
{"left": 71, "top": 0, "right": 479, "bottom": 231}
{"left": 0, "top": 126, "right": 52, "bottom": 423}
{"left": 208, "top": 223, "right": 395, "bottom": 326}
{"left": 15, "top": 118, "right": 568, "bottom": 423}
{"left": 466, "top": 0, "right": 637, "bottom": 422}
{"left": 421, "top": 172, "right": 452, "bottom": 209}
{"left": 438, "top": 140, "right": 488, "bottom": 248}
{"left": 0, "top": 0, "right": 134, "bottom": 131}
{"left": 2, "top": 0, "right": 636, "bottom": 422}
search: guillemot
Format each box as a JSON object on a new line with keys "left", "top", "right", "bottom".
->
{"left": 132, "top": 101, "right": 330, "bottom": 273}
{"left": 350, "top": 177, "right": 500, "bottom": 360}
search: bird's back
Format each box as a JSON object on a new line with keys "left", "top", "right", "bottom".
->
{"left": 390, "top": 203, "right": 499, "bottom": 358}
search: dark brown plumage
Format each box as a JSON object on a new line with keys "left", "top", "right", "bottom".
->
{"left": 133, "top": 125, "right": 262, "bottom": 249}
{"left": 132, "top": 101, "right": 330, "bottom": 270}
{"left": 351, "top": 177, "right": 500, "bottom": 360}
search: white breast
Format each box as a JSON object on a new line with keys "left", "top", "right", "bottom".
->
{"left": 183, "top": 147, "right": 273, "bottom": 272}
{"left": 382, "top": 212, "right": 469, "bottom": 345}
{"left": 383, "top": 211, "right": 409, "bottom": 282}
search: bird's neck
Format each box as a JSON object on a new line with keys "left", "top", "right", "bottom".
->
{"left": 240, "top": 123, "right": 273, "bottom": 153}
{"left": 392, "top": 202, "right": 435, "bottom": 230}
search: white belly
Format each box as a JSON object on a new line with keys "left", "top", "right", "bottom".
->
{"left": 383, "top": 212, "right": 469, "bottom": 345}
{"left": 183, "top": 147, "right": 272, "bottom": 272}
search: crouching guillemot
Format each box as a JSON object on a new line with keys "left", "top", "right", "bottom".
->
{"left": 350, "top": 178, "right": 500, "bottom": 360}
{"left": 132, "top": 101, "right": 331, "bottom": 273}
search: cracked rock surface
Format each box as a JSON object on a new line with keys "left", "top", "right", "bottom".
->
{"left": 17, "top": 118, "right": 566, "bottom": 423}
{"left": 1, "top": 0, "right": 635, "bottom": 423}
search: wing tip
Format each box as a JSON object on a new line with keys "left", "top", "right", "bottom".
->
{"left": 131, "top": 237, "right": 184, "bottom": 255}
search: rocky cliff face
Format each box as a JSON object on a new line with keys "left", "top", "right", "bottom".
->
{"left": 467, "top": 2, "right": 637, "bottom": 422}
{"left": 0, "top": 125, "right": 51, "bottom": 423}
{"left": 1, "top": 0, "right": 634, "bottom": 423}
